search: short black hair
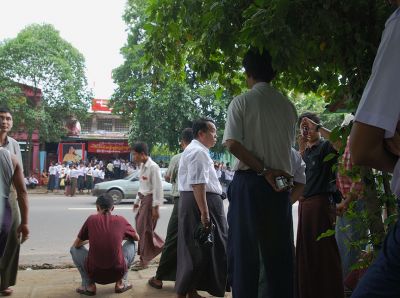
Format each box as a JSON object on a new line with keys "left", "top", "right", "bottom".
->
{"left": 0, "top": 106, "right": 12, "bottom": 114}
{"left": 192, "top": 118, "right": 215, "bottom": 138}
{"left": 181, "top": 128, "right": 194, "bottom": 144}
{"left": 132, "top": 142, "right": 149, "bottom": 155}
{"left": 243, "top": 48, "right": 276, "bottom": 83}
{"left": 96, "top": 194, "right": 114, "bottom": 211}
{"left": 298, "top": 112, "right": 321, "bottom": 126}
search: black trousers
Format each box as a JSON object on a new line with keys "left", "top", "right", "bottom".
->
{"left": 155, "top": 196, "right": 179, "bottom": 281}
{"left": 227, "top": 170, "right": 294, "bottom": 298}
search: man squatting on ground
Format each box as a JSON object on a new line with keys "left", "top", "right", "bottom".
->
{"left": 70, "top": 193, "right": 139, "bottom": 295}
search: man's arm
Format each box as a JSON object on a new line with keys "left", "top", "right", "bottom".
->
{"left": 224, "top": 139, "right": 292, "bottom": 191}
{"left": 72, "top": 237, "right": 89, "bottom": 248}
{"left": 290, "top": 183, "right": 305, "bottom": 204}
{"left": 350, "top": 121, "right": 397, "bottom": 172}
{"left": 191, "top": 184, "right": 209, "bottom": 227}
{"left": 11, "top": 155, "right": 29, "bottom": 243}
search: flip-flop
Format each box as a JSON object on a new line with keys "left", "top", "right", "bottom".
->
{"left": 148, "top": 277, "right": 163, "bottom": 289}
{"left": 130, "top": 264, "right": 148, "bottom": 271}
{"left": 76, "top": 288, "right": 96, "bottom": 296}
{"left": 115, "top": 283, "right": 132, "bottom": 294}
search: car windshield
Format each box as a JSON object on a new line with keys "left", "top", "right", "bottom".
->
{"left": 124, "top": 172, "right": 139, "bottom": 181}
{"left": 122, "top": 168, "right": 168, "bottom": 181}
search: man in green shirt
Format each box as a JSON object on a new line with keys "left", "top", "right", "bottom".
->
{"left": 148, "top": 128, "right": 193, "bottom": 289}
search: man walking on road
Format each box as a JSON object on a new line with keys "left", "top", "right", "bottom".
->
{"left": 132, "top": 142, "right": 164, "bottom": 270}
{"left": 148, "top": 128, "right": 193, "bottom": 289}
{"left": 222, "top": 49, "right": 297, "bottom": 298}
{"left": 350, "top": 1, "right": 400, "bottom": 296}
{"left": 71, "top": 194, "right": 139, "bottom": 295}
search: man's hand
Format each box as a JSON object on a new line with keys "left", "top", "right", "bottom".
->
{"left": 152, "top": 206, "right": 160, "bottom": 221}
{"left": 297, "top": 134, "right": 308, "bottom": 155}
{"left": 385, "top": 123, "right": 400, "bottom": 156}
{"left": 201, "top": 212, "right": 210, "bottom": 228}
{"left": 17, "top": 223, "right": 29, "bottom": 244}
{"left": 264, "top": 169, "right": 293, "bottom": 192}
{"left": 133, "top": 203, "right": 139, "bottom": 212}
{"left": 336, "top": 200, "right": 349, "bottom": 216}
{"left": 301, "top": 117, "right": 318, "bottom": 132}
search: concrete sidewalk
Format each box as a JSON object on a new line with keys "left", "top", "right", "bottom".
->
{"left": 11, "top": 266, "right": 232, "bottom": 297}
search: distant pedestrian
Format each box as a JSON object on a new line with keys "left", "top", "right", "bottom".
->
{"left": 69, "top": 165, "right": 79, "bottom": 197}
{"left": 71, "top": 194, "right": 139, "bottom": 295}
{"left": 223, "top": 48, "right": 297, "bottom": 298}
{"left": 47, "top": 162, "right": 56, "bottom": 192}
{"left": 175, "top": 118, "right": 228, "bottom": 298}
{"left": 132, "top": 142, "right": 164, "bottom": 270}
{"left": 148, "top": 128, "right": 193, "bottom": 290}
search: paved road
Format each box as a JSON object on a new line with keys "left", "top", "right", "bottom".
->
{"left": 20, "top": 193, "right": 298, "bottom": 266}
{"left": 20, "top": 194, "right": 176, "bottom": 266}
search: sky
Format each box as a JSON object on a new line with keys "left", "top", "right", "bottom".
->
{"left": 0, "top": 0, "right": 127, "bottom": 99}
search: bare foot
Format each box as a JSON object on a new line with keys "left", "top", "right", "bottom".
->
{"left": 0, "top": 288, "right": 13, "bottom": 296}
{"left": 86, "top": 283, "right": 96, "bottom": 293}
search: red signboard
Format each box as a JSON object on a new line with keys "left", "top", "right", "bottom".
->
{"left": 88, "top": 141, "right": 130, "bottom": 154}
{"left": 92, "top": 99, "right": 112, "bottom": 112}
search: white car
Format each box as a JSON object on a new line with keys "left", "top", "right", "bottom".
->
{"left": 92, "top": 170, "right": 172, "bottom": 204}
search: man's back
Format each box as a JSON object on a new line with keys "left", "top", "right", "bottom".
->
{"left": 223, "top": 82, "right": 297, "bottom": 173}
{"left": 78, "top": 213, "right": 137, "bottom": 283}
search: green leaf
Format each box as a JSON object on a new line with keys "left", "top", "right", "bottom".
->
{"left": 317, "top": 229, "right": 335, "bottom": 241}
{"left": 323, "top": 153, "right": 337, "bottom": 162}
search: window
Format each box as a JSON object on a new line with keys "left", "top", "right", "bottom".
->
{"left": 97, "top": 119, "right": 113, "bottom": 131}
{"left": 81, "top": 119, "right": 92, "bottom": 133}
{"left": 114, "top": 119, "right": 129, "bottom": 132}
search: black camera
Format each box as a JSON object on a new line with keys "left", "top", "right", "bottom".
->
{"left": 194, "top": 222, "right": 215, "bottom": 248}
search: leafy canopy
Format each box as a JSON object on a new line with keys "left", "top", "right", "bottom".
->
{"left": 141, "top": 0, "right": 393, "bottom": 108}
{"left": 0, "top": 23, "right": 92, "bottom": 142}
{"left": 112, "top": 0, "right": 228, "bottom": 152}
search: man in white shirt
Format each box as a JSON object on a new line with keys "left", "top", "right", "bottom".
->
{"left": 350, "top": 1, "right": 400, "bottom": 297}
{"left": 223, "top": 48, "right": 297, "bottom": 298}
{"left": 131, "top": 142, "right": 164, "bottom": 270}
{"left": 175, "top": 118, "right": 228, "bottom": 298}
{"left": 47, "top": 162, "right": 57, "bottom": 192}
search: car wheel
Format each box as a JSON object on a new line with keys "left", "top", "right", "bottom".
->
{"left": 108, "top": 189, "right": 123, "bottom": 204}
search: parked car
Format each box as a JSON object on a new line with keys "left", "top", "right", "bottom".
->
{"left": 92, "top": 170, "right": 173, "bottom": 204}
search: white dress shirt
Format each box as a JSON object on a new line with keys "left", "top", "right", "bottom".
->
{"left": 178, "top": 139, "right": 222, "bottom": 195}
{"left": 49, "top": 166, "right": 56, "bottom": 175}
{"left": 134, "top": 157, "right": 164, "bottom": 207}
{"left": 354, "top": 7, "right": 400, "bottom": 197}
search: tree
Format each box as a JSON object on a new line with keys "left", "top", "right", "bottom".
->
{"left": 112, "top": 0, "right": 228, "bottom": 152}
{"left": 0, "top": 24, "right": 92, "bottom": 171}
{"left": 140, "top": 0, "right": 392, "bottom": 108}
{"left": 0, "top": 24, "right": 91, "bottom": 141}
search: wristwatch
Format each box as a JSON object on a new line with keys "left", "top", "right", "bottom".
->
{"left": 257, "top": 167, "right": 270, "bottom": 176}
